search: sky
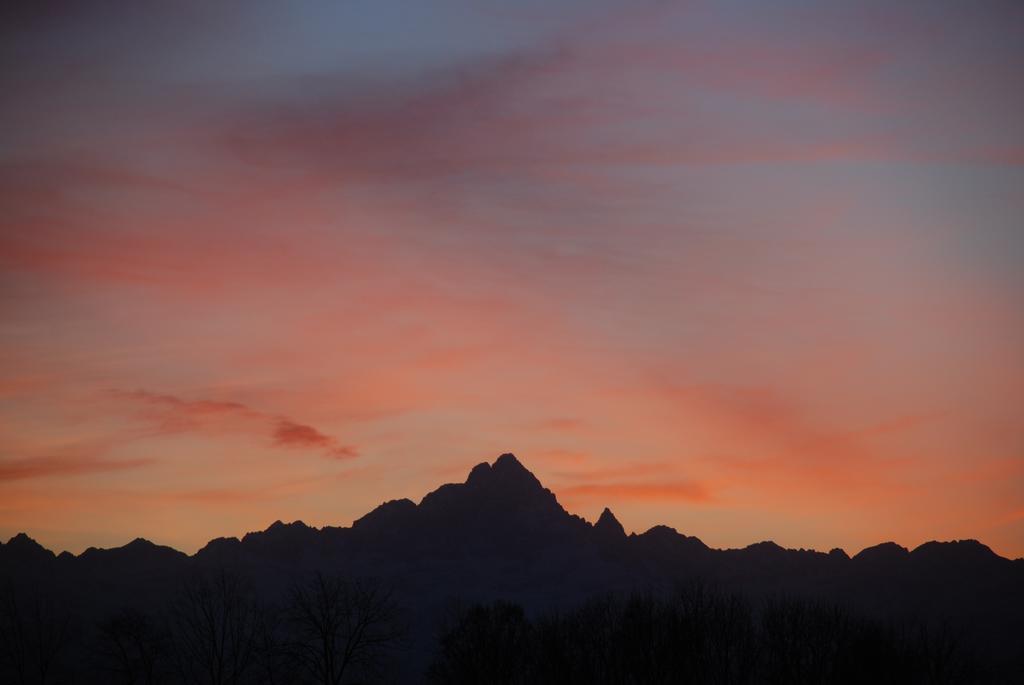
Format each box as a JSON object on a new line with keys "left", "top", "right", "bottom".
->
{"left": 1, "top": 0, "right": 1022, "bottom": 558}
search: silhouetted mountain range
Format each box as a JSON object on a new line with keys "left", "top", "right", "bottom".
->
{"left": 2, "top": 453, "right": 1023, "bottom": 682}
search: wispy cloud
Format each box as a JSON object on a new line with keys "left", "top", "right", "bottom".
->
{"left": 0, "top": 454, "right": 153, "bottom": 483}
{"left": 272, "top": 419, "right": 357, "bottom": 459}
{"left": 113, "top": 389, "right": 358, "bottom": 460}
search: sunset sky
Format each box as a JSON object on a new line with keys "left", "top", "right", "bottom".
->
{"left": 2, "top": 1, "right": 1022, "bottom": 558}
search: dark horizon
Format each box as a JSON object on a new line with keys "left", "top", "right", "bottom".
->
{"left": 3, "top": 452, "right": 1022, "bottom": 683}
{"left": 4, "top": 453, "right": 1019, "bottom": 564}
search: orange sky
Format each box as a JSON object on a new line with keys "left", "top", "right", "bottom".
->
{"left": 1, "top": 1, "right": 1022, "bottom": 558}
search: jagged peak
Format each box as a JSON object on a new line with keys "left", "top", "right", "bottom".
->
{"left": 78, "top": 537, "right": 185, "bottom": 560}
{"left": 459, "top": 453, "right": 544, "bottom": 492}
{"left": 194, "top": 536, "right": 242, "bottom": 561}
{"left": 198, "top": 536, "right": 241, "bottom": 552}
{"left": 638, "top": 525, "right": 688, "bottom": 542}
{"left": 352, "top": 498, "right": 417, "bottom": 530}
{"left": 853, "top": 541, "right": 909, "bottom": 562}
{"left": 265, "top": 519, "right": 310, "bottom": 533}
{"left": 125, "top": 537, "right": 156, "bottom": 548}
{"left": 375, "top": 497, "right": 416, "bottom": 512}
{"left": 635, "top": 525, "right": 708, "bottom": 554}
{"left": 466, "top": 461, "right": 491, "bottom": 484}
{"left": 744, "top": 540, "right": 785, "bottom": 554}
{"left": 8, "top": 532, "right": 43, "bottom": 548}
{"left": 910, "top": 539, "right": 999, "bottom": 562}
{"left": 594, "top": 507, "right": 626, "bottom": 537}
{"left": 238, "top": 520, "right": 314, "bottom": 546}
{"left": 4, "top": 533, "right": 55, "bottom": 560}
{"left": 494, "top": 452, "right": 525, "bottom": 470}
{"left": 419, "top": 453, "right": 566, "bottom": 524}
{"left": 492, "top": 452, "right": 541, "bottom": 483}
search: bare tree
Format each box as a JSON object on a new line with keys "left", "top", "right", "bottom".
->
{"left": 167, "top": 570, "right": 260, "bottom": 685}
{"left": 286, "top": 574, "right": 403, "bottom": 685}
{"left": 427, "top": 600, "right": 533, "bottom": 685}
{"left": 94, "top": 607, "right": 167, "bottom": 685}
{"left": 250, "top": 601, "right": 292, "bottom": 685}
{"left": 0, "top": 580, "right": 72, "bottom": 685}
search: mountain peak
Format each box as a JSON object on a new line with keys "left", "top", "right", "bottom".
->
{"left": 6, "top": 532, "right": 50, "bottom": 552}
{"left": 462, "top": 453, "right": 543, "bottom": 493}
{"left": 125, "top": 537, "right": 156, "bottom": 548}
{"left": 466, "top": 461, "right": 492, "bottom": 484}
{"left": 594, "top": 507, "right": 626, "bottom": 538}
{"left": 353, "top": 498, "right": 417, "bottom": 532}
{"left": 494, "top": 452, "right": 525, "bottom": 469}
{"left": 853, "top": 541, "right": 909, "bottom": 564}
{"left": 418, "top": 453, "right": 571, "bottom": 538}
{"left": 468, "top": 452, "right": 532, "bottom": 479}
{"left": 8, "top": 532, "right": 39, "bottom": 546}
{"left": 744, "top": 540, "right": 785, "bottom": 556}
{"left": 77, "top": 537, "right": 187, "bottom": 564}
{"left": 3, "top": 533, "right": 57, "bottom": 564}
{"left": 910, "top": 539, "right": 999, "bottom": 564}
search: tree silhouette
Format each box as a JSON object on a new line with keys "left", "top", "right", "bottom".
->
{"left": 427, "top": 590, "right": 980, "bottom": 684}
{"left": 427, "top": 600, "right": 533, "bottom": 685}
{"left": 285, "top": 573, "right": 403, "bottom": 685}
{"left": 93, "top": 607, "right": 167, "bottom": 685}
{"left": 0, "top": 580, "right": 72, "bottom": 685}
{"left": 249, "top": 602, "right": 291, "bottom": 685}
{"left": 167, "top": 570, "right": 260, "bottom": 685}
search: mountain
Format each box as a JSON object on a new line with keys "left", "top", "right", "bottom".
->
{"left": 0, "top": 531, "right": 55, "bottom": 567}
{"left": 2, "top": 453, "right": 1023, "bottom": 680}
{"left": 353, "top": 453, "right": 592, "bottom": 559}
{"left": 593, "top": 507, "right": 627, "bottom": 539}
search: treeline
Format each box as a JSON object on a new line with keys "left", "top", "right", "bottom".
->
{"left": 0, "top": 574, "right": 989, "bottom": 684}
{"left": 0, "top": 571, "right": 404, "bottom": 685}
{"left": 428, "top": 585, "right": 979, "bottom": 685}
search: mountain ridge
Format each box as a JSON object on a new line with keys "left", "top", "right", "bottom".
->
{"left": 0, "top": 453, "right": 1014, "bottom": 563}
{"left": 2, "top": 453, "right": 1022, "bottom": 680}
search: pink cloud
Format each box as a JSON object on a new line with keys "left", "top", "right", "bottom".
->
{"left": 113, "top": 389, "right": 357, "bottom": 460}
{"left": 272, "top": 419, "right": 357, "bottom": 460}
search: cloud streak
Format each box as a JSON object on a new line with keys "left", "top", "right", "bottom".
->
{"left": 272, "top": 419, "right": 357, "bottom": 459}
{"left": 113, "top": 390, "right": 357, "bottom": 460}
{"left": 0, "top": 454, "right": 153, "bottom": 483}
